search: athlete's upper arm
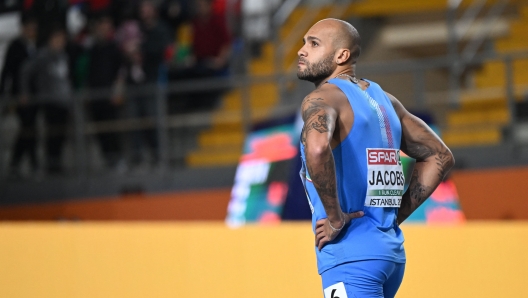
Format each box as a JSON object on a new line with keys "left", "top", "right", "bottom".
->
{"left": 386, "top": 92, "right": 451, "bottom": 162}
{"left": 301, "top": 90, "right": 338, "bottom": 150}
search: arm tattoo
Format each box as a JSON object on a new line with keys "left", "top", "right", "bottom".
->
{"left": 397, "top": 149, "right": 453, "bottom": 224}
{"left": 307, "top": 149, "right": 339, "bottom": 215}
{"left": 398, "top": 170, "right": 432, "bottom": 224}
{"left": 408, "top": 171, "right": 430, "bottom": 205}
{"left": 311, "top": 114, "right": 329, "bottom": 133}
{"left": 403, "top": 117, "right": 435, "bottom": 161}
{"left": 303, "top": 96, "right": 324, "bottom": 104}
{"left": 390, "top": 94, "right": 455, "bottom": 224}
{"left": 300, "top": 98, "right": 331, "bottom": 144}
{"left": 302, "top": 95, "right": 340, "bottom": 217}
{"left": 435, "top": 148, "right": 452, "bottom": 180}
{"left": 302, "top": 99, "right": 325, "bottom": 121}
{"left": 404, "top": 141, "right": 434, "bottom": 161}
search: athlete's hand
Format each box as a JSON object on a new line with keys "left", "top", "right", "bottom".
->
{"left": 315, "top": 211, "right": 364, "bottom": 251}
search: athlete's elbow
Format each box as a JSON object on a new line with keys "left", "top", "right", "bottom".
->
{"left": 447, "top": 151, "right": 455, "bottom": 170}
{"left": 305, "top": 142, "right": 330, "bottom": 160}
{"left": 440, "top": 148, "right": 455, "bottom": 176}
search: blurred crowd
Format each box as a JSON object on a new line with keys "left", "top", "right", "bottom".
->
{"left": 0, "top": 0, "right": 239, "bottom": 177}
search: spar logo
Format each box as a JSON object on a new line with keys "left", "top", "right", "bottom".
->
{"left": 367, "top": 149, "right": 401, "bottom": 165}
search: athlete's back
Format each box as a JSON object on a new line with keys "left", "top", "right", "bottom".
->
{"left": 300, "top": 78, "right": 405, "bottom": 274}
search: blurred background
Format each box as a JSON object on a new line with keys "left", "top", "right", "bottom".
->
{"left": 0, "top": 0, "right": 527, "bottom": 297}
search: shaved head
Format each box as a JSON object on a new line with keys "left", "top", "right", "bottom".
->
{"left": 312, "top": 18, "right": 361, "bottom": 64}
{"left": 297, "top": 18, "right": 361, "bottom": 84}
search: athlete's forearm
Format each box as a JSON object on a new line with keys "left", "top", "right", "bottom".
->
{"left": 397, "top": 150, "right": 454, "bottom": 225}
{"left": 306, "top": 145, "right": 342, "bottom": 223}
{"left": 397, "top": 163, "right": 434, "bottom": 225}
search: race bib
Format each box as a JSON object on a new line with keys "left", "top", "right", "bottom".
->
{"left": 324, "top": 282, "right": 348, "bottom": 298}
{"left": 365, "top": 148, "right": 404, "bottom": 207}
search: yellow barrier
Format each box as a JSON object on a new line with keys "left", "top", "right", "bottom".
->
{"left": 0, "top": 222, "right": 526, "bottom": 298}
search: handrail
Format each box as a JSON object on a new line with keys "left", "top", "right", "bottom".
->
{"left": 1, "top": 49, "right": 527, "bottom": 181}
{"left": 2, "top": 50, "right": 528, "bottom": 106}
{"left": 278, "top": 7, "right": 320, "bottom": 55}
{"left": 447, "top": 0, "right": 512, "bottom": 104}
{"left": 272, "top": 0, "right": 304, "bottom": 28}
{"left": 459, "top": 0, "right": 509, "bottom": 67}
{"left": 2, "top": 1, "right": 528, "bottom": 182}
{"left": 4, "top": 49, "right": 526, "bottom": 138}
{"left": 2, "top": 49, "right": 527, "bottom": 131}
{"left": 456, "top": 0, "right": 487, "bottom": 40}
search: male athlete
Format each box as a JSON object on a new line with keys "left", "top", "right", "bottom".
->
{"left": 297, "top": 19, "right": 454, "bottom": 298}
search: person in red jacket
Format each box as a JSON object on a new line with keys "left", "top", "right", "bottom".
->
{"left": 180, "top": 0, "right": 232, "bottom": 111}
{"left": 191, "top": 0, "right": 232, "bottom": 75}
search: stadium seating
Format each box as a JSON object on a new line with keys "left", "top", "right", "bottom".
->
{"left": 443, "top": 3, "right": 528, "bottom": 147}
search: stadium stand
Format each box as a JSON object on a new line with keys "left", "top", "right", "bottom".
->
{"left": 444, "top": 2, "right": 528, "bottom": 146}
{"left": 186, "top": 0, "right": 528, "bottom": 167}
{"left": 1, "top": 0, "right": 527, "bottom": 201}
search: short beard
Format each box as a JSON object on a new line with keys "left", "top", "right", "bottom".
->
{"left": 297, "top": 53, "right": 335, "bottom": 83}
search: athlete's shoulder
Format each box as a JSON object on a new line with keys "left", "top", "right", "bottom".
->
{"left": 383, "top": 91, "right": 407, "bottom": 120}
{"left": 301, "top": 83, "right": 345, "bottom": 109}
{"left": 306, "top": 83, "right": 344, "bottom": 100}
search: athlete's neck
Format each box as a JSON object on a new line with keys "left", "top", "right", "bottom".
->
{"left": 313, "top": 65, "right": 356, "bottom": 88}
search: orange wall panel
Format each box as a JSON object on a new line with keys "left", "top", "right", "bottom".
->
{"left": 0, "top": 222, "right": 527, "bottom": 298}
{"left": 0, "top": 189, "right": 232, "bottom": 221}
{"left": 451, "top": 166, "right": 528, "bottom": 220}
{"left": 1, "top": 166, "right": 528, "bottom": 221}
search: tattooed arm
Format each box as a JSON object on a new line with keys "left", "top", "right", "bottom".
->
{"left": 302, "top": 94, "right": 340, "bottom": 219}
{"left": 302, "top": 89, "right": 363, "bottom": 250}
{"left": 386, "top": 92, "right": 455, "bottom": 225}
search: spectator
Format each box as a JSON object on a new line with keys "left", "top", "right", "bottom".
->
{"left": 139, "top": 0, "right": 171, "bottom": 83}
{"left": 0, "top": 16, "right": 38, "bottom": 177}
{"left": 123, "top": 47, "right": 160, "bottom": 168}
{"left": 160, "top": 0, "right": 191, "bottom": 31}
{"left": 114, "top": 12, "right": 142, "bottom": 57}
{"left": 242, "top": 0, "right": 280, "bottom": 57}
{"left": 175, "top": 0, "right": 232, "bottom": 111}
{"left": 110, "top": 0, "right": 142, "bottom": 26}
{"left": 27, "top": 0, "right": 68, "bottom": 47}
{"left": 191, "top": 0, "right": 231, "bottom": 78}
{"left": 21, "top": 27, "right": 71, "bottom": 174}
{"left": 122, "top": 0, "right": 171, "bottom": 168}
{"left": 86, "top": 16, "right": 125, "bottom": 169}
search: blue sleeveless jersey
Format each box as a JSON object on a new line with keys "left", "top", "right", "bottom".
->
{"left": 300, "top": 78, "right": 406, "bottom": 274}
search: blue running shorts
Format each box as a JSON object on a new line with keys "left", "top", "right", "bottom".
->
{"left": 321, "top": 260, "right": 405, "bottom": 298}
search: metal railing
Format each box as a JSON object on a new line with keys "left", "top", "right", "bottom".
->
{"left": 1, "top": 0, "right": 528, "bottom": 182}
{"left": 447, "top": 0, "right": 511, "bottom": 105}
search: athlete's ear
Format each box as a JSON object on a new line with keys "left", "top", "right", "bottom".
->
{"left": 335, "top": 48, "right": 351, "bottom": 65}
